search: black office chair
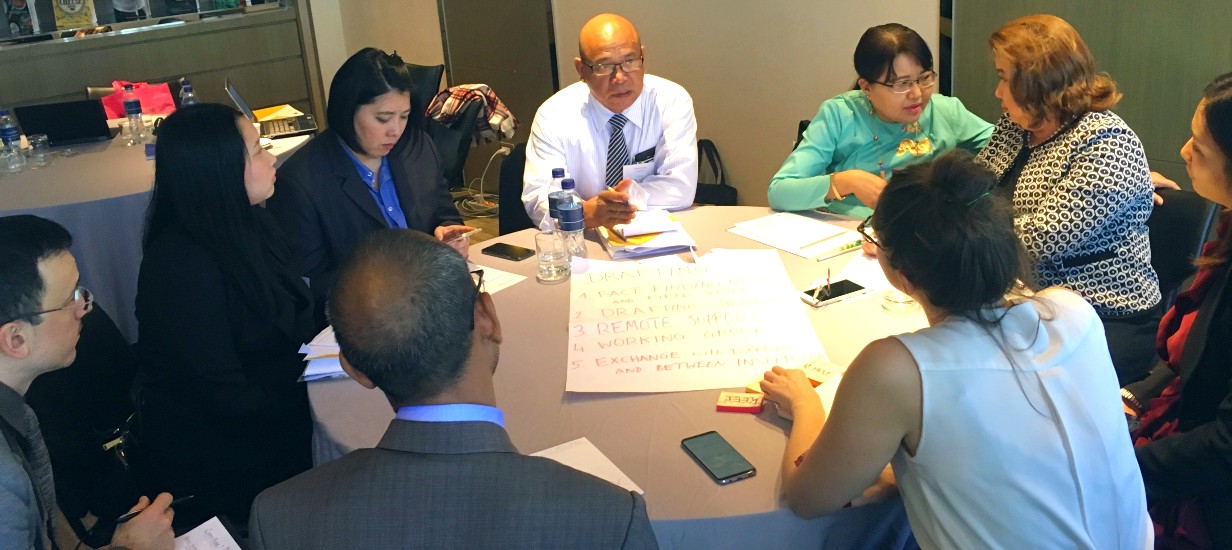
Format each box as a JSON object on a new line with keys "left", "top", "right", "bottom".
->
{"left": 406, "top": 63, "right": 445, "bottom": 128}
{"left": 425, "top": 101, "right": 483, "bottom": 190}
{"left": 1148, "top": 188, "right": 1220, "bottom": 312}
{"left": 26, "top": 305, "right": 141, "bottom": 548}
{"left": 498, "top": 143, "right": 535, "bottom": 235}
{"left": 793, "top": 119, "right": 810, "bottom": 150}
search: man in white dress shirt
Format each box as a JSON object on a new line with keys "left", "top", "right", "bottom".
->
{"left": 522, "top": 13, "right": 698, "bottom": 229}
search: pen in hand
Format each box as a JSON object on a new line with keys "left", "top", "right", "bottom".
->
{"left": 115, "top": 495, "right": 194, "bottom": 524}
{"left": 445, "top": 227, "right": 482, "bottom": 246}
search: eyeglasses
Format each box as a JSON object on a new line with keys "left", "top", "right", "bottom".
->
{"left": 857, "top": 216, "right": 883, "bottom": 251}
{"left": 2, "top": 285, "right": 94, "bottom": 325}
{"left": 874, "top": 71, "right": 937, "bottom": 94}
{"left": 581, "top": 57, "right": 644, "bottom": 77}
{"left": 470, "top": 269, "right": 485, "bottom": 295}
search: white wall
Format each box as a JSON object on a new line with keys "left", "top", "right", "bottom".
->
{"left": 551, "top": 1, "right": 940, "bottom": 205}
{"left": 308, "top": 0, "right": 446, "bottom": 97}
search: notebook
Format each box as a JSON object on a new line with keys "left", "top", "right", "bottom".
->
{"left": 224, "top": 79, "right": 317, "bottom": 139}
{"left": 13, "top": 100, "right": 113, "bottom": 147}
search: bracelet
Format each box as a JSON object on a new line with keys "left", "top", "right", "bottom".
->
{"left": 1121, "top": 387, "right": 1144, "bottom": 412}
{"left": 828, "top": 180, "right": 845, "bottom": 201}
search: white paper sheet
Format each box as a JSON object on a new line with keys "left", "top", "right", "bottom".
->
{"left": 728, "top": 212, "right": 860, "bottom": 258}
{"left": 566, "top": 249, "right": 826, "bottom": 393}
{"left": 613, "top": 209, "right": 682, "bottom": 238}
{"left": 475, "top": 265, "right": 528, "bottom": 294}
{"left": 531, "top": 437, "right": 644, "bottom": 494}
{"left": 175, "top": 517, "right": 241, "bottom": 550}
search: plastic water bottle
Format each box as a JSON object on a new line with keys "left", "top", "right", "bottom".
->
{"left": 557, "top": 179, "right": 587, "bottom": 259}
{"left": 122, "top": 84, "right": 145, "bottom": 146}
{"left": 545, "top": 167, "right": 567, "bottom": 229}
{"left": 179, "top": 84, "right": 199, "bottom": 106}
{"left": 179, "top": 78, "right": 192, "bottom": 102}
{"left": 0, "top": 108, "right": 26, "bottom": 174}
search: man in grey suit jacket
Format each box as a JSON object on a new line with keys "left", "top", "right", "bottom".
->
{"left": 248, "top": 229, "right": 658, "bottom": 549}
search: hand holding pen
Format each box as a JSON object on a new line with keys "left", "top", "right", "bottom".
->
{"left": 110, "top": 493, "right": 184, "bottom": 550}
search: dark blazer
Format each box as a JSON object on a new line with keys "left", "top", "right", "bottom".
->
{"left": 249, "top": 419, "right": 659, "bottom": 549}
{"left": 267, "top": 127, "right": 463, "bottom": 324}
{"left": 1131, "top": 263, "right": 1232, "bottom": 546}
{"left": 134, "top": 224, "right": 314, "bottom": 527}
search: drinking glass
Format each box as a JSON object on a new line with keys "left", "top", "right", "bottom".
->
{"left": 535, "top": 231, "right": 570, "bottom": 283}
{"left": 28, "top": 134, "right": 50, "bottom": 168}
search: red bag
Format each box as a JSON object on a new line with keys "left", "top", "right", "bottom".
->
{"left": 100, "top": 81, "right": 177, "bottom": 119}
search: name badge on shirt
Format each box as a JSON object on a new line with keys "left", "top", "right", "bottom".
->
{"left": 632, "top": 146, "right": 655, "bottom": 164}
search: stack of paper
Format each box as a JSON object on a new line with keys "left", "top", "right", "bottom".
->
{"left": 598, "top": 210, "right": 696, "bottom": 260}
{"left": 299, "top": 326, "right": 345, "bottom": 382}
{"left": 728, "top": 212, "right": 861, "bottom": 259}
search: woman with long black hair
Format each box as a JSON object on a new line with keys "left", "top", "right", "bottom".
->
{"left": 134, "top": 103, "right": 315, "bottom": 528}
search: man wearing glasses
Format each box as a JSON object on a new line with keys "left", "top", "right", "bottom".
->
{"left": 0, "top": 215, "right": 175, "bottom": 550}
{"left": 522, "top": 13, "right": 698, "bottom": 230}
{"left": 249, "top": 230, "right": 656, "bottom": 549}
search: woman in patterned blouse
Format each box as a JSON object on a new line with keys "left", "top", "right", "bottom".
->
{"left": 975, "top": 14, "right": 1160, "bottom": 384}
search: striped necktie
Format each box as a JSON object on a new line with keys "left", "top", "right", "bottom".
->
{"left": 605, "top": 114, "right": 630, "bottom": 188}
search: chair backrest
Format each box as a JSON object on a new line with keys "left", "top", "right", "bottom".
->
{"left": 25, "top": 304, "right": 140, "bottom": 547}
{"left": 794, "top": 119, "right": 810, "bottom": 150}
{"left": 498, "top": 143, "right": 534, "bottom": 235}
{"left": 424, "top": 100, "right": 483, "bottom": 189}
{"left": 406, "top": 63, "right": 445, "bottom": 127}
{"left": 1147, "top": 188, "right": 1220, "bottom": 311}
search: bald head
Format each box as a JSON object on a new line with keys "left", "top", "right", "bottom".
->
{"left": 575, "top": 14, "right": 646, "bottom": 114}
{"left": 578, "top": 14, "right": 640, "bottom": 60}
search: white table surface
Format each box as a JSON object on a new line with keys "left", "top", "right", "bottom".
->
{"left": 308, "top": 206, "right": 927, "bottom": 549}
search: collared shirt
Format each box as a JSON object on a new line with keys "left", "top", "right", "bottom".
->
{"left": 395, "top": 403, "right": 506, "bottom": 428}
{"left": 522, "top": 74, "right": 699, "bottom": 228}
{"left": 339, "top": 138, "right": 408, "bottom": 229}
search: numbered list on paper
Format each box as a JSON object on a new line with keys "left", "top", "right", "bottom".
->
{"left": 565, "top": 251, "right": 826, "bottom": 392}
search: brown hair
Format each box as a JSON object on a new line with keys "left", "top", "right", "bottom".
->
{"left": 989, "top": 14, "right": 1120, "bottom": 128}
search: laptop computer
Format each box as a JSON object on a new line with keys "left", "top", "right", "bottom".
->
{"left": 224, "top": 79, "right": 318, "bottom": 139}
{"left": 13, "top": 100, "right": 114, "bottom": 147}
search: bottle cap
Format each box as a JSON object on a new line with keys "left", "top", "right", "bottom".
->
{"left": 551, "top": 168, "right": 565, "bottom": 178}
{"left": 561, "top": 178, "right": 576, "bottom": 190}
{"left": 0, "top": 109, "right": 8, "bottom": 115}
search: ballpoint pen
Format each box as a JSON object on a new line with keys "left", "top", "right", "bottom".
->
{"left": 812, "top": 268, "right": 830, "bottom": 301}
{"left": 115, "top": 495, "right": 195, "bottom": 523}
{"left": 445, "top": 227, "right": 482, "bottom": 246}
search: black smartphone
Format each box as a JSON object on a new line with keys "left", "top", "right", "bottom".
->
{"left": 681, "top": 431, "right": 756, "bottom": 485}
{"left": 481, "top": 242, "right": 535, "bottom": 262}
{"left": 800, "top": 279, "right": 869, "bottom": 308}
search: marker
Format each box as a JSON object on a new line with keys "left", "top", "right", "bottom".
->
{"left": 814, "top": 240, "right": 863, "bottom": 262}
{"left": 115, "top": 495, "right": 195, "bottom": 524}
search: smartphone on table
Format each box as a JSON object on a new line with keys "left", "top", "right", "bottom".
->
{"left": 481, "top": 242, "right": 535, "bottom": 262}
{"left": 681, "top": 431, "right": 756, "bottom": 485}
{"left": 800, "top": 279, "right": 870, "bottom": 308}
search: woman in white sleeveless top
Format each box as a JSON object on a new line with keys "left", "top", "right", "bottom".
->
{"left": 761, "top": 150, "right": 1152, "bottom": 549}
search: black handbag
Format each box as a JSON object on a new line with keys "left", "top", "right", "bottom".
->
{"left": 694, "top": 139, "right": 738, "bottom": 206}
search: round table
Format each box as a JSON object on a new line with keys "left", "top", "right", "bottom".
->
{"left": 308, "top": 206, "right": 927, "bottom": 549}
{"left": 0, "top": 134, "right": 308, "bottom": 341}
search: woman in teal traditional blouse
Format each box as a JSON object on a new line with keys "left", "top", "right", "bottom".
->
{"left": 769, "top": 23, "right": 993, "bottom": 218}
